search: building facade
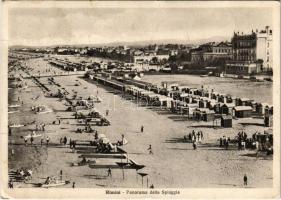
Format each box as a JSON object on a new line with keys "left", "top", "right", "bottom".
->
{"left": 256, "top": 26, "right": 273, "bottom": 71}
{"left": 191, "top": 42, "right": 232, "bottom": 64}
{"left": 226, "top": 26, "right": 272, "bottom": 75}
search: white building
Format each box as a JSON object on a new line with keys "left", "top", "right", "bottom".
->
{"left": 256, "top": 26, "right": 273, "bottom": 71}
{"left": 133, "top": 53, "right": 169, "bottom": 65}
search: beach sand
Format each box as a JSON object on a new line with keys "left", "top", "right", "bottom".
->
{"left": 8, "top": 57, "right": 273, "bottom": 188}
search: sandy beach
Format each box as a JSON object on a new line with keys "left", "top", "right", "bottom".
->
{"left": 8, "top": 57, "right": 273, "bottom": 188}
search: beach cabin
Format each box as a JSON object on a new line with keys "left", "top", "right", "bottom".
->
{"left": 250, "top": 101, "right": 257, "bottom": 113}
{"left": 210, "top": 92, "right": 219, "bottom": 100}
{"left": 159, "top": 88, "right": 169, "bottom": 96}
{"left": 256, "top": 103, "right": 268, "bottom": 115}
{"left": 171, "top": 100, "right": 182, "bottom": 113}
{"left": 219, "top": 103, "right": 235, "bottom": 115}
{"left": 265, "top": 105, "right": 273, "bottom": 116}
{"left": 213, "top": 103, "right": 221, "bottom": 114}
{"left": 203, "top": 90, "right": 211, "bottom": 98}
{"left": 264, "top": 115, "right": 273, "bottom": 127}
{"left": 193, "top": 108, "right": 215, "bottom": 122}
{"left": 233, "top": 106, "right": 253, "bottom": 118}
{"left": 218, "top": 94, "right": 228, "bottom": 103}
{"left": 177, "top": 86, "right": 189, "bottom": 93}
{"left": 221, "top": 115, "right": 232, "bottom": 128}
{"left": 161, "top": 81, "right": 179, "bottom": 91}
{"left": 231, "top": 97, "right": 238, "bottom": 106}
{"left": 179, "top": 93, "right": 189, "bottom": 103}
{"left": 158, "top": 96, "right": 173, "bottom": 109}
{"left": 199, "top": 97, "right": 209, "bottom": 108}
{"left": 207, "top": 99, "right": 218, "bottom": 110}
{"left": 187, "top": 103, "right": 199, "bottom": 117}
{"left": 237, "top": 98, "right": 253, "bottom": 106}
{"left": 189, "top": 88, "right": 198, "bottom": 96}
{"left": 202, "top": 110, "right": 216, "bottom": 122}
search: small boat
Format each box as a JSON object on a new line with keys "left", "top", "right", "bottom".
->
{"left": 23, "top": 132, "right": 42, "bottom": 139}
{"left": 8, "top": 104, "right": 21, "bottom": 108}
{"left": 9, "top": 124, "right": 24, "bottom": 128}
{"left": 8, "top": 110, "right": 20, "bottom": 114}
{"left": 79, "top": 154, "right": 126, "bottom": 159}
{"left": 39, "top": 180, "right": 70, "bottom": 188}
{"left": 88, "top": 163, "right": 133, "bottom": 169}
{"left": 200, "top": 75, "right": 208, "bottom": 77}
{"left": 37, "top": 109, "right": 52, "bottom": 114}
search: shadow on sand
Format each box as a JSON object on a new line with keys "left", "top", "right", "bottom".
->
{"left": 239, "top": 123, "right": 265, "bottom": 127}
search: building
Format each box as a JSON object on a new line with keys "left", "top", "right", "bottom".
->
{"left": 133, "top": 52, "right": 169, "bottom": 65}
{"left": 226, "top": 26, "right": 273, "bottom": 75}
{"left": 256, "top": 26, "right": 273, "bottom": 71}
{"left": 213, "top": 42, "right": 232, "bottom": 54}
{"left": 191, "top": 42, "right": 232, "bottom": 63}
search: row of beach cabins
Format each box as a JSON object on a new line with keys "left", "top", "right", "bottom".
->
{"left": 86, "top": 72, "right": 273, "bottom": 128}
{"left": 48, "top": 58, "right": 88, "bottom": 71}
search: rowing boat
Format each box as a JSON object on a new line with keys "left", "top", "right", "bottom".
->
{"left": 39, "top": 180, "right": 70, "bottom": 188}
{"left": 8, "top": 110, "right": 20, "bottom": 114}
{"left": 8, "top": 104, "right": 21, "bottom": 108}
{"left": 9, "top": 124, "right": 24, "bottom": 128}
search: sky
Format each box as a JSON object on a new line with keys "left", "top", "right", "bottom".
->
{"left": 8, "top": 7, "right": 273, "bottom": 46}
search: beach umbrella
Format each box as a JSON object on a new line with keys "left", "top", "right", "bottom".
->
{"left": 116, "top": 162, "right": 128, "bottom": 180}
{"left": 137, "top": 172, "right": 148, "bottom": 188}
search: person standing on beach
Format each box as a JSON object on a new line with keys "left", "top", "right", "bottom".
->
{"left": 196, "top": 132, "right": 200, "bottom": 142}
{"left": 60, "top": 170, "right": 63, "bottom": 180}
{"left": 9, "top": 127, "right": 12, "bottom": 136}
{"left": 72, "top": 182, "right": 75, "bottom": 188}
{"left": 8, "top": 179, "right": 13, "bottom": 188}
{"left": 200, "top": 131, "right": 204, "bottom": 140}
{"left": 243, "top": 174, "right": 248, "bottom": 186}
{"left": 24, "top": 137, "right": 28, "bottom": 146}
{"left": 107, "top": 168, "right": 112, "bottom": 177}
{"left": 148, "top": 145, "right": 153, "bottom": 154}
{"left": 63, "top": 137, "right": 67, "bottom": 145}
{"left": 46, "top": 136, "right": 50, "bottom": 146}
{"left": 40, "top": 138, "right": 43, "bottom": 146}
{"left": 141, "top": 125, "right": 144, "bottom": 133}
{"left": 30, "top": 136, "right": 34, "bottom": 145}
{"left": 42, "top": 123, "right": 45, "bottom": 131}
{"left": 193, "top": 142, "right": 197, "bottom": 150}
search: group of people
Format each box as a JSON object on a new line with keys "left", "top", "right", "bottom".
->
{"left": 218, "top": 131, "right": 273, "bottom": 153}
{"left": 23, "top": 134, "right": 50, "bottom": 146}
{"left": 184, "top": 130, "right": 204, "bottom": 143}
{"left": 35, "top": 123, "right": 46, "bottom": 131}
{"left": 60, "top": 136, "right": 68, "bottom": 145}
{"left": 219, "top": 136, "right": 231, "bottom": 150}
{"left": 31, "top": 105, "right": 47, "bottom": 113}
{"left": 69, "top": 139, "right": 77, "bottom": 150}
